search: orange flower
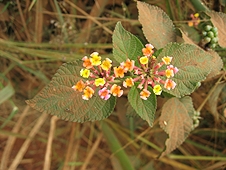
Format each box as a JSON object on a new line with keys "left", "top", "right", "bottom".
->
{"left": 164, "top": 79, "right": 176, "bottom": 90}
{"left": 110, "top": 84, "right": 123, "bottom": 97}
{"left": 122, "top": 59, "right": 134, "bottom": 71}
{"left": 140, "top": 89, "right": 151, "bottom": 100}
{"left": 162, "top": 56, "right": 172, "bottom": 65}
{"left": 142, "top": 44, "right": 154, "bottom": 56}
{"left": 123, "top": 78, "right": 134, "bottom": 88}
{"left": 114, "top": 66, "right": 125, "bottom": 78}
{"left": 82, "top": 56, "right": 92, "bottom": 69}
{"left": 82, "top": 86, "right": 95, "bottom": 100}
{"left": 72, "top": 80, "right": 85, "bottom": 92}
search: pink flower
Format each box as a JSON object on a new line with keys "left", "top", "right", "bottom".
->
{"left": 167, "top": 65, "right": 179, "bottom": 74}
{"left": 98, "top": 87, "right": 111, "bottom": 100}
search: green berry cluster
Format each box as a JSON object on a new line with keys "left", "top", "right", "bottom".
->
{"left": 202, "top": 25, "right": 218, "bottom": 48}
{"left": 192, "top": 111, "right": 201, "bottom": 129}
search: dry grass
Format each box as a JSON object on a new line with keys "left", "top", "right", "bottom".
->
{"left": 0, "top": 0, "right": 226, "bottom": 170}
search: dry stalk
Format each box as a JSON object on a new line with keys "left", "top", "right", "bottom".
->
{"left": 62, "top": 122, "right": 76, "bottom": 170}
{"left": 0, "top": 105, "right": 30, "bottom": 170}
{"left": 80, "top": 133, "right": 103, "bottom": 170}
{"left": 8, "top": 112, "right": 48, "bottom": 170}
{"left": 43, "top": 115, "right": 58, "bottom": 170}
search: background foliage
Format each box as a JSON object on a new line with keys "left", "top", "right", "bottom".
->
{"left": 0, "top": 0, "right": 226, "bottom": 170}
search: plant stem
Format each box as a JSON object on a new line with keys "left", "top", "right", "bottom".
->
{"left": 101, "top": 121, "right": 134, "bottom": 170}
{"left": 190, "top": 0, "right": 209, "bottom": 11}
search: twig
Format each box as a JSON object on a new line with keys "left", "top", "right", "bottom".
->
{"left": 80, "top": 133, "right": 103, "bottom": 170}
{"left": 64, "top": 0, "right": 113, "bottom": 36}
{"left": 62, "top": 122, "right": 76, "bottom": 170}
{"left": 8, "top": 112, "right": 48, "bottom": 170}
{"left": 16, "top": 0, "right": 31, "bottom": 41}
{"left": 43, "top": 116, "right": 58, "bottom": 170}
{"left": 0, "top": 105, "right": 29, "bottom": 170}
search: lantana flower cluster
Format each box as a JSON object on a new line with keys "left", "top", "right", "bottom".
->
{"left": 72, "top": 44, "right": 178, "bottom": 100}
{"left": 188, "top": 13, "right": 200, "bottom": 27}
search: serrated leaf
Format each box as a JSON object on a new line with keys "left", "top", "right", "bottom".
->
{"left": 177, "top": 30, "right": 223, "bottom": 79}
{"left": 207, "top": 11, "right": 226, "bottom": 47}
{"left": 206, "top": 50, "right": 223, "bottom": 79}
{"left": 26, "top": 60, "right": 116, "bottom": 122}
{"left": 112, "top": 22, "right": 143, "bottom": 65}
{"left": 158, "top": 43, "right": 212, "bottom": 97}
{"left": 178, "top": 28, "right": 198, "bottom": 46}
{"left": 137, "top": 1, "right": 176, "bottom": 49}
{"left": 159, "top": 97, "right": 194, "bottom": 157}
{"left": 128, "top": 84, "right": 156, "bottom": 126}
{"left": 207, "top": 82, "right": 226, "bottom": 122}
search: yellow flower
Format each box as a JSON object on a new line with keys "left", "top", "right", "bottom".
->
{"left": 153, "top": 84, "right": 162, "bottom": 95}
{"left": 194, "top": 13, "right": 199, "bottom": 18}
{"left": 123, "top": 78, "right": 134, "bottom": 88}
{"left": 110, "top": 84, "right": 123, "bottom": 97}
{"left": 80, "top": 69, "right": 90, "bottom": 78}
{"left": 72, "top": 80, "right": 85, "bottom": 92}
{"left": 140, "top": 89, "right": 151, "bottom": 100}
{"left": 101, "top": 58, "right": 112, "bottom": 71}
{"left": 114, "top": 66, "right": 125, "bottom": 78}
{"left": 94, "top": 78, "right": 106, "bottom": 86}
{"left": 82, "top": 86, "right": 94, "bottom": 100}
{"left": 162, "top": 56, "right": 172, "bottom": 65}
{"left": 90, "top": 52, "right": 101, "bottom": 66}
{"left": 139, "top": 56, "right": 149, "bottom": 65}
{"left": 165, "top": 69, "right": 174, "bottom": 78}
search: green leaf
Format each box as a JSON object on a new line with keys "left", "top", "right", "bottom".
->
{"left": 128, "top": 84, "right": 156, "bottom": 127}
{"left": 0, "top": 74, "right": 15, "bottom": 104}
{"left": 112, "top": 22, "right": 143, "bottom": 65}
{"left": 206, "top": 11, "right": 226, "bottom": 48}
{"left": 137, "top": 1, "right": 176, "bottom": 49}
{"left": 158, "top": 43, "right": 212, "bottom": 97}
{"left": 26, "top": 60, "right": 116, "bottom": 122}
{"left": 159, "top": 96, "right": 194, "bottom": 157}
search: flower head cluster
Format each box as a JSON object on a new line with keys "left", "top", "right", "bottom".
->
{"left": 188, "top": 13, "right": 200, "bottom": 27}
{"left": 72, "top": 44, "right": 178, "bottom": 100}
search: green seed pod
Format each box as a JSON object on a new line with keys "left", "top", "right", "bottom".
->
{"left": 202, "top": 31, "right": 207, "bottom": 36}
{"left": 207, "top": 31, "right": 214, "bottom": 38}
{"left": 204, "top": 25, "right": 212, "bottom": 31}
{"left": 210, "top": 37, "right": 218, "bottom": 44}
{"left": 209, "top": 43, "right": 217, "bottom": 48}
{"left": 203, "top": 37, "right": 211, "bottom": 43}
{"left": 211, "top": 27, "right": 218, "bottom": 34}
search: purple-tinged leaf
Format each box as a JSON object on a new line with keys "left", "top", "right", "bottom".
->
{"left": 137, "top": 1, "right": 176, "bottom": 49}
{"left": 207, "top": 11, "right": 226, "bottom": 48}
{"left": 159, "top": 96, "right": 194, "bottom": 157}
